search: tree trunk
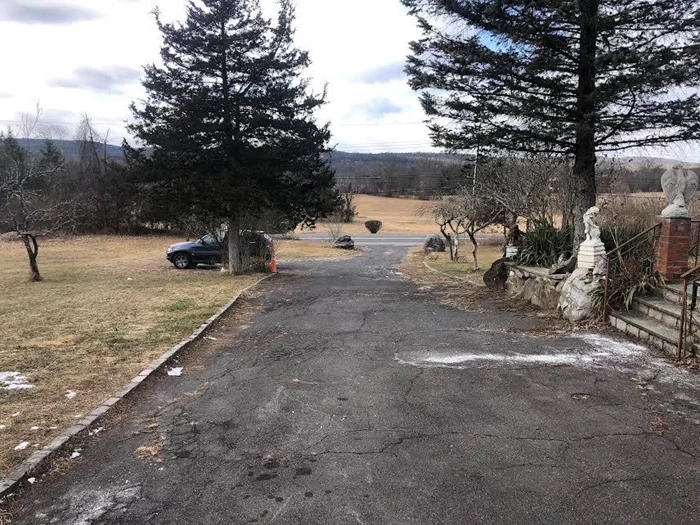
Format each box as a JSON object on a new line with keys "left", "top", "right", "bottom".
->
{"left": 468, "top": 231, "right": 479, "bottom": 270}
{"left": 228, "top": 216, "right": 241, "bottom": 274}
{"left": 441, "top": 227, "right": 454, "bottom": 261}
{"left": 21, "top": 234, "right": 42, "bottom": 282}
{"left": 572, "top": 0, "right": 599, "bottom": 252}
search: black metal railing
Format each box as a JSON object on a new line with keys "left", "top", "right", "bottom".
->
{"left": 602, "top": 223, "right": 662, "bottom": 316}
{"left": 689, "top": 221, "right": 700, "bottom": 268}
{"left": 677, "top": 265, "right": 700, "bottom": 360}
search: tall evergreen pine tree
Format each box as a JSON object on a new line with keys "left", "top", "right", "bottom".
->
{"left": 129, "top": 0, "right": 336, "bottom": 272}
{"left": 402, "top": 0, "right": 700, "bottom": 241}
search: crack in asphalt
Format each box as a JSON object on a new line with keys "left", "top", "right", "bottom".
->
{"left": 574, "top": 475, "right": 658, "bottom": 497}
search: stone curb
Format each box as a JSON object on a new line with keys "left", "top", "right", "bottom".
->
{"left": 0, "top": 273, "right": 275, "bottom": 501}
{"left": 422, "top": 259, "right": 477, "bottom": 285}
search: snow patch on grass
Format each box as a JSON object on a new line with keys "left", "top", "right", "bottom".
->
{"left": 0, "top": 371, "right": 33, "bottom": 390}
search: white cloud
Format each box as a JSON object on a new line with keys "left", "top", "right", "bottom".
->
{"left": 48, "top": 66, "right": 142, "bottom": 94}
{"left": 3, "top": 0, "right": 694, "bottom": 160}
{"left": 0, "top": 0, "right": 101, "bottom": 25}
{"left": 0, "top": 0, "right": 434, "bottom": 152}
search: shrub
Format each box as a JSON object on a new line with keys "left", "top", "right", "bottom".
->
{"left": 600, "top": 226, "right": 646, "bottom": 253}
{"left": 337, "top": 192, "right": 357, "bottom": 223}
{"left": 515, "top": 221, "right": 572, "bottom": 267}
{"left": 597, "top": 193, "right": 662, "bottom": 232}
{"left": 598, "top": 223, "right": 660, "bottom": 311}
{"left": 364, "top": 220, "right": 383, "bottom": 234}
{"left": 594, "top": 260, "right": 661, "bottom": 311}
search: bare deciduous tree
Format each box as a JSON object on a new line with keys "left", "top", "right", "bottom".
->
{"left": 477, "top": 155, "right": 570, "bottom": 227}
{"left": 0, "top": 126, "right": 73, "bottom": 281}
{"left": 422, "top": 191, "right": 503, "bottom": 269}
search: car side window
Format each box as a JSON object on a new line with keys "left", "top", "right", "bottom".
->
{"left": 200, "top": 234, "right": 217, "bottom": 246}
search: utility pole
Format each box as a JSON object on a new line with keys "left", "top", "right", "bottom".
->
{"left": 472, "top": 140, "right": 479, "bottom": 197}
{"left": 472, "top": 121, "right": 481, "bottom": 197}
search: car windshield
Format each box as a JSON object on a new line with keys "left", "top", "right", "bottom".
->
{"left": 198, "top": 234, "right": 218, "bottom": 246}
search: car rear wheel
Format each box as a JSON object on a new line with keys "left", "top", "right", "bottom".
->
{"left": 172, "top": 252, "right": 192, "bottom": 269}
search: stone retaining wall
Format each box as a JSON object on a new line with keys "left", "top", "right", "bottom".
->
{"left": 507, "top": 266, "right": 567, "bottom": 311}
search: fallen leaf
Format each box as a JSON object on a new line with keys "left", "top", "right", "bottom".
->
{"left": 652, "top": 417, "right": 669, "bottom": 434}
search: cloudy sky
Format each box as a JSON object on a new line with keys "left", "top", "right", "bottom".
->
{"left": 0, "top": 0, "right": 437, "bottom": 153}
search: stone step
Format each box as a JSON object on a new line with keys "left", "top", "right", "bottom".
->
{"left": 634, "top": 295, "right": 700, "bottom": 332}
{"left": 662, "top": 283, "right": 697, "bottom": 305}
{"left": 609, "top": 310, "right": 691, "bottom": 357}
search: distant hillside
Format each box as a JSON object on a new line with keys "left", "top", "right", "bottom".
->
{"left": 16, "top": 138, "right": 124, "bottom": 160}
{"left": 12, "top": 138, "right": 697, "bottom": 194}
{"left": 13, "top": 139, "right": 466, "bottom": 195}
{"left": 604, "top": 156, "right": 700, "bottom": 172}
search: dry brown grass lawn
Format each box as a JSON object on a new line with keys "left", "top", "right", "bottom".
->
{"left": 0, "top": 235, "right": 267, "bottom": 477}
{"left": 425, "top": 246, "right": 504, "bottom": 284}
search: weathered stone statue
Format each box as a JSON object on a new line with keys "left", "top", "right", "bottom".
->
{"left": 661, "top": 165, "right": 698, "bottom": 218}
{"left": 505, "top": 224, "right": 523, "bottom": 246}
{"left": 504, "top": 223, "right": 522, "bottom": 258}
{"left": 578, "top": 206, "right": 605, "bottom": 273}
{"left": 583, "top": 206, "right": 601, "bottom": 242}
{"left": 558, "top": 206, "right": 606, "bottom": 321}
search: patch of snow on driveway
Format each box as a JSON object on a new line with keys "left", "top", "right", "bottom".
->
{"left": 396, "top": 332, "right": 656, "bottom": 370}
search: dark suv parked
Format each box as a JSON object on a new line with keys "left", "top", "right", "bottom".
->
{"left": 166, "top": 231, "right": 274, "bottom": 269}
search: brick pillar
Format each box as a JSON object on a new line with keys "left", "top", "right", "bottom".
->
{"left": 655, "top": 217, "right": 691, "bottom": 282}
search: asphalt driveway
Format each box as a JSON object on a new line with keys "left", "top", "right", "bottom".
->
{"left": 6, "top": 247, "right": 700, "bottom": 524}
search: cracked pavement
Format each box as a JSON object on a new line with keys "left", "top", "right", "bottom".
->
{"left": 6, "top": 247, "right": 700, "bottom": 524}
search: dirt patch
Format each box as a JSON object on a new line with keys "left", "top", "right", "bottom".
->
{"left": 135, "top": 435, "right": 165, "bottom": 460}
{"left": 401, "top": 249, "right": 509, "bottom": 312}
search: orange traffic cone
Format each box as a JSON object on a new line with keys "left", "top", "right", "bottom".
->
{"left": 269, "top": 258, "right": 277, "bottom": 273}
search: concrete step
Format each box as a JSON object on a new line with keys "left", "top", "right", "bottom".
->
{"left": 609, "top": 310, "right": 688, "bottom": 357}
{"left": 662, "top": 283, "right": 696, "bottom": 305}
{"left": 633, "top": 296, "right": 685, "bottom": 330}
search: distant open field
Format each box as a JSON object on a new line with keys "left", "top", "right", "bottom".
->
{"left": 0, "top": 235, "right": 345, "bottom": 477}
{"left": 307, "top": 192, "right": 700, "bottom": 240}
{"left": 306, "top": 194, "right": 440, "bottom": 236}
